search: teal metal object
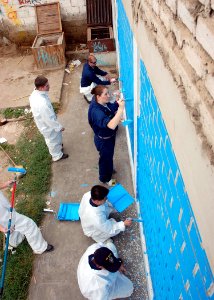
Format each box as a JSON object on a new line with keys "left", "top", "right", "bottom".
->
{"left": 107, "top": 183, "right": 134, "bottom": 213}
{"left": 57, "top": 203, "right": 80, "bottom": 221}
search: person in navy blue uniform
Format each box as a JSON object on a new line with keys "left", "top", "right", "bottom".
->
{"left": 88, "top": 85, "right": 125, "bottom": 185}
{"left": 80, "top": 54, "right": 116, "bottom": 103}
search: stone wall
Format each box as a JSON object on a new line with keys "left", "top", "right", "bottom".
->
{"left": 0, "top": 0, "right": 87, "bottom": 45}
{"left": 131, "top": 0, "right": 214, "bottom": 165}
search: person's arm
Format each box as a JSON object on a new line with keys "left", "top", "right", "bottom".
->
{"left": 91, "top": 73, "right": 110, "bottom": 86}
{"left": 95, "top": 213, "right": 126, "bottom": 236}
{"left": 107, "top": 99, "right": 125, "bottom": 130}
{"left": 0, "top": 180, "right": 13, "bottom": 190}
{"left": 94, "top": 66, "right": 108, "bottom": 77}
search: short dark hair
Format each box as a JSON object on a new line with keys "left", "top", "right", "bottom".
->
{"left": 34, "top": 76, "right": 48, "bottom": 88}
{"left": 91, "top": 185, "right": 109, "bottom": 201}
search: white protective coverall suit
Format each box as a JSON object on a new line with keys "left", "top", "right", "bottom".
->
{"left": 77, "top": 242, "right": 133, "bottom": 300}
{"left": 29, "top": 89, "right": 63, "bottom": 161}
{"left": 78, "top": 191, "right": 125, "bottom": 242}
{"left": 0, "top": 191, "right": 47, "bottom": 254}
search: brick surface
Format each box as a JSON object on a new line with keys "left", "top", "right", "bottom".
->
{"left": 71, "top": 6, "right": 80, "bottom": 14}
{"left": 198, "top": 0, "right": 210, "bottom": 4}
{"left": 171, "top": 19, "right": 191, "bottom": 48}
{"left": 166, "top": 0, "right": 177, "bottom": 14}
{"left": 159, "top": 3, "right": 174, "bottom": 32}
{"left": 177, "top": 0, "right": 199, "bottom": 35}
{"left": 77, "top": 0, "right": 85, "bottom": 7}
{"left": 200, "top": 101, "right": 214, "bottom": 147}
{"left": 152, "top": 0, "right": 160, "bottom": 15}
{"left": 71, "top": 0, "right": 79, "bottom": 6}
{"left": 183, "top": 43, "right": 206, "bottom": 78}
{"left": 155, "top": 22, "right": 201, "bottom": 105}
{"left": 196, "top": 16, "right": 214, "bottom": 60}
{"left": 205, "top": 74, "right": 214, "bottom": 99}
{"left": 79, "top": 5, "right": 86, "bottom": 15}
{"left": 28, "top": 8, "right": 36, "bottom": 18}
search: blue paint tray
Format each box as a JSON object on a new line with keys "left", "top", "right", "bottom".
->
{"left": 57, "top": 203, "right": 80, "bottom": 221}
{"left": 107, "top": 184, "right": 134, "bottom": 212}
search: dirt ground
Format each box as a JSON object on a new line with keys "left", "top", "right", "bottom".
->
{"left": 0, "top": 121, "right": 25, "bottom": 182}
{"left": 0, "top": 43, "right": 65, "bottom": 183}
{"left": 0, "top": 44, "right": 64, "bottom": 109}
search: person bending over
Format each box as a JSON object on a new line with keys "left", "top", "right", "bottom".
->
{"left": 77, "top": 242, "right": 133, "bottom": 300}
{"left": 78, "top": 185, "right": 132, "bottom": 243}
{"left": 80, "top": 54, "right": 116, "bottom": 103}
{"left": 0, "top": 180, "right": 53, "bottom": 253}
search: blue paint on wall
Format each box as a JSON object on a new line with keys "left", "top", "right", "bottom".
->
{"left": 137, "top": 59, "right": 213, "bottom": 300}
{"left": 117, "top": 0, "right": 134, "bottom": 157}
{"left": 117, "top": 0, "right": 214, "bottom": 298}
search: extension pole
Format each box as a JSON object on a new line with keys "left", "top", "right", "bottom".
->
{"left": 0, "top": 167, "right": 26, "bottom": 299}
{"left": 0, "top": 180, "right": 16, "bottom": 299}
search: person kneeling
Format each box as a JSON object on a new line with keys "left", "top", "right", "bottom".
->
{"left": 78, "top": 185, "right": 132, "bottom": 243}
{"left": 77, "top": 242, "right": 133, "bottom": 300}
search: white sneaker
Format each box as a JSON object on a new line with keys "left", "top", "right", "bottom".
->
{"left": 107, "top": 179, "right": 117, "bottom": 187}
{"left": 100, "top": 179, "right": 117, "bottom": 187}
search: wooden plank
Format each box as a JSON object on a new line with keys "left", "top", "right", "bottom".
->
{"left": 32, "top": 33, "right": 65, "bottom": 69}
{"left": 35, "top": 2, "right": 62, "bottom": 35}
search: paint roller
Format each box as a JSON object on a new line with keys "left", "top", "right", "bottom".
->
{"left": 7, "top": 166, "right": 27, "bottom": 180}
{"left": 8, "top": 167, "right": 26, "bottom": 175}
{"left": 0, "top": 141, "right": 27, "bottom": 179}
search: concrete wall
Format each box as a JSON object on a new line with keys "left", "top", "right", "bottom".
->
{"left": 0, "top": 0, "right": 87, "bottom": 45}
{"left": 129, "top": 0, "right": 214, "bottom": 164}
{"left": 115, "top": 0, "right": 214, "bottom": 297}
{"left": 121, "top": 0, "right": 214, "bottom": 272}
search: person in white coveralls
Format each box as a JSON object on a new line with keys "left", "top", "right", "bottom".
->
{"left": 29, "top": 75, "right": 68, "bottom": 162}
{"left": 77, "top": 242, "right": 133, "bottom": 300}
{"left": 0, "top": 180, "right": 53, "bottom": 253}
{"left": 78, "top": 185, "right": 132, "bottom": 243}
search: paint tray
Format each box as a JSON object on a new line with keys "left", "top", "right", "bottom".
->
{"left": 57, "top": 203, "right": 80, "bottom": 221}
{"left": 107, "top": 184, "right": 134, "bottom": 212}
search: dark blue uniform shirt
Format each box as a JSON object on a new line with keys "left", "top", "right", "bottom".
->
{"left": 81, "top": 63, "right": 110, "bottom": 87}
{"left": 88, "top": 98, "right": 119, "bottom": 138}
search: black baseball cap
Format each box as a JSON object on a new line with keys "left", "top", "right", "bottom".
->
{"left": 94, "top": 247, "right": 122, "bottom": 273}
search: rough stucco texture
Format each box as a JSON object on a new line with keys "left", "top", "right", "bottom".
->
{"left": 131, "top": 0, "right": 214, "bottom": 168}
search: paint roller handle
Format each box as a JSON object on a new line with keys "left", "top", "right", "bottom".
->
{"left": 8, "top": 167, "right": 27, "bottom": 174}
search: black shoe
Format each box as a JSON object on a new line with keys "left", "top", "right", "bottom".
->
{"left": 45, "top": 244, "right": 54, "bottom": 252}
{"left": 83, "top": 95, "right": 91, "bottom": 104}
{"left": 60, "top": 153, "right": 69, "bottom": 160}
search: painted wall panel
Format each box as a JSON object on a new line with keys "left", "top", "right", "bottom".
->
{"left": 137, "top": 57, "right": 213, "bottom": 299}
{"left": 117, "top": 0, "right": 134, "bottom": 158}
{"left": 116, "top": 0, "right": 213, "bottom": 298}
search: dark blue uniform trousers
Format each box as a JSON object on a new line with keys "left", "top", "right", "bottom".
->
{"left": 94, "top": 135, "right": 116, "bottom": 182}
